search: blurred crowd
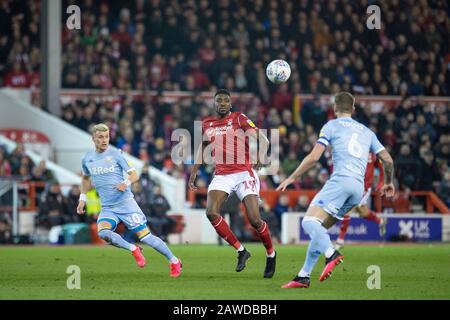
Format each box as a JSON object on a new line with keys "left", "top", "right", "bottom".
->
{"left": 1, "top": 0, "right": 449, "bottom": 95}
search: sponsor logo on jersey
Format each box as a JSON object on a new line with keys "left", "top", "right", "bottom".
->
{"left": 89, "top": 164, "right": 115, "bottom": 175}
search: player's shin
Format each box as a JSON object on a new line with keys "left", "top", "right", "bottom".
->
{"left": 299, "top": 239, "right": 321, "bottom": 277}
{"left": 139, "top": 230, "right": 178, "bottom": 263}
{"left": 301, "top": 216, "right": 335, "bottom": 258}
{"left": 210, "top": 215, "right": 242, "bottom": 250}
{"left": 98, "top": 229, "right": 136, "bottom": 251}
{"left": 256, "top": 221, "right": 275, "bottom": 256}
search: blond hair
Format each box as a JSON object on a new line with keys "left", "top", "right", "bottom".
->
{"left": 334, "top": 92, "right": 355, "bottom": 114}
{"left": 92, "top": 123, "right": 109, "bottom": 135}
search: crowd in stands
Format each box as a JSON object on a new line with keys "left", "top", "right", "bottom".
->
{"left": 0, "top": 1, "right": 449, "bottom": 240}
{"left": 1, "top": 0, "right": 449, "bottom": 95}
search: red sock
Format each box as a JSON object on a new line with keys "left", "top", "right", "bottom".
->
{"left": 338, "top": 215, "right": 351, "bottom": 242}
{"left": 211, "top": 216, "right": 241, "bottom": 250}
{"left": 256, "top": 222, "right": 274, "bottom": 255}
{"left": 365, "top": 210, "right": 381, "bottom": 224}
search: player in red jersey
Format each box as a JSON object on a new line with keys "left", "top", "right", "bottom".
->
{"left": 335, "top": 152, "right": 387, "bottom": 249}
{"left": 188, "top": 89, "right": 276, "bottom": 278}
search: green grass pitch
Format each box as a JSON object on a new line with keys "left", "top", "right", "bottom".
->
{"left": 1, "top": 243, "right": 449, "bottom": 300}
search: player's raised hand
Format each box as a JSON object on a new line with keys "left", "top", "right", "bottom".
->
{"left": 188, "top": 173, "right": 198, "bottom": 191}
{"left": 380, "top": 183, "right": 395, "bottom": 197}
{"left": 76, "top": 201, "right": 86, "bottom": 215}
{"left": 276, "top": 177, "right": 295, "bottom": 192}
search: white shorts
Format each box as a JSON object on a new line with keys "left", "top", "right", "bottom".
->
{"left": 358, "top": 187, "right": 372, "bottom": 206}
{"left": 208, "top": 169, "right": 260, "bottom": 201}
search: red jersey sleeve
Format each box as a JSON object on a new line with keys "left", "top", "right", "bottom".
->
{"left": 237, "top": 113, "right": 258, "bottom": 131}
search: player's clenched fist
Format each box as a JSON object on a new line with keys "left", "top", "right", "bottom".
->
{"left": 77, "top": 201, "right": 85, "bottom": 215}
{"left": 380, "top": 183, "right": 395, "bottom": 197}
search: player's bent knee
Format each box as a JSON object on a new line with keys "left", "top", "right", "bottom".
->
{"left": 98, "top": 229, "right": 113, "bottom": 243}
{"left": 97, "top": 219, "right": 116, "bottom": 232}
{"left": 134, "top": 225, "right": 151, "bottom": 240}
{"left": 301, "top": 216, "right": 322, "bottom": 236}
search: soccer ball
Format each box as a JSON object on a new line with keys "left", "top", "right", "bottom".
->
{"left": 266, "top": 59, "right": 291, "bottom": 84}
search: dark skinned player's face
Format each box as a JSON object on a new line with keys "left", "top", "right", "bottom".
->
{"left": 214, "top": 94, "right": 232, "bottom": 117}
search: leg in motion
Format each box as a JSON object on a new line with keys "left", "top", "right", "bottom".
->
{"left": 243, "top": 194, "right": 276, "bottom": 278}
{"left": 136, "top": 224, "right": 182, "bottom": 277}
{"left": 207, "top": 191, "right": 249, "bottom": 271}
{"left": 97, "top": 218, "right": 146, "bottom": 268}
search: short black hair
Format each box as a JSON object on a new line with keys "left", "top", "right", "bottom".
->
{"left": 214, "top": 89, "right": 231, "bottom": 98}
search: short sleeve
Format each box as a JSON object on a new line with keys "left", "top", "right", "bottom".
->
{"left": 81, "top": 158, "right": 90, "bottom": 176}
{"left": 317, "top": 122, "right": 332, "bottom": 147}
{"left": 116, "top": 150, "right": 135, "bottom": 173}
{"left": 238, "top": 113, "right": 258, "bottom": 131}
{"left": 370, "top": 131, "right": 385, "bottom": 154}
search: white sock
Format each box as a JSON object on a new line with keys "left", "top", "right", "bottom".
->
{"left": 237, "top": 245, "right": 245, "bottom": 252}
{"left": 170, "top": 257, "right": 179, "bottom": 264}
{"left": 130, "top": 244, "right": 137, "bottom": 251}
{"left": 266, "top": 251, "right": 276, "bottom": 258}
{"left": 325, "top": 247, "right": 335, "bottom": 258}
{"left": 298, "top": 270, "right": 310, "bottom": 278}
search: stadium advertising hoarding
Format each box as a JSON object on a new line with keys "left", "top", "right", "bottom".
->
{"left": 297, "top": 215, "right": 444, "bottom": 242}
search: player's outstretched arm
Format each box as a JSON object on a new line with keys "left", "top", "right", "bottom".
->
{"left": 276, "top": 143, "right": 326, "bottom": 191}
{"left": 77, "top": 175, "right": 92, "bottom": 214}
{"left": 188, "top": 141, "right": 209, "bottom": 191}
{"left": 377, "top": 149, "right": 395, "bottom": 197}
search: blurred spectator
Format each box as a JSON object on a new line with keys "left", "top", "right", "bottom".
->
{"left": 418, "top": 151, "right": 441, "bottom": 191}
{"left": 259, "top": 198, "right": 280, "bottom": 243}
{"left": 36, "top": 182, "right": 69, "bottom": 229}
{"left": 0, "top": 148, "right": 12, "bottom": 176}
{"left": 64, "top": 185, "right": 88, "bottom": 223}
{"left": 0, "top": 213, "right": 12, "bottom": 244}
{"left": 273, "top": 193, "right": 291, "bottom": 227}
{"left": 139, "top": 163, "right": 157, "bottom": 203}
{"left": 438, "top": 171, "right": 450, "bottom": 208}
{"left": 294, "top": 195, "right": 310, "bottom": 212}
{"left": 281, "top": 151, "right": 300, "bottom": 176}
{"left": 147, "top": 185, "right": 174, "bottom": 242}
{"left": 396, "top": 144, "right": 422, "bottom": 189}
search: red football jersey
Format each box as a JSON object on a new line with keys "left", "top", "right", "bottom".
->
{"left": 202, "top": 112, "right": 257, "bottom": 175}
{"left": 365, "top": 153, "right": 385, "bottom": 191}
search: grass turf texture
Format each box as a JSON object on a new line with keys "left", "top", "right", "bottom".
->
{"left": 1, "top": 243, "right": 449, "bottom": 300}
